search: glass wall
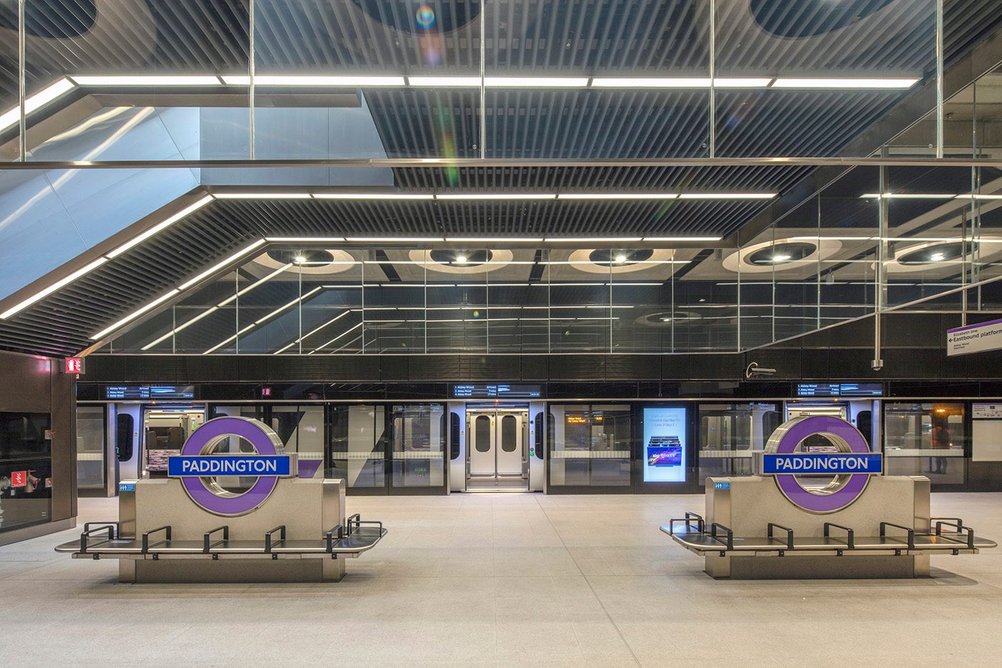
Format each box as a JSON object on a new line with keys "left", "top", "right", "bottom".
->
{"left": 76, "top": 406, "right": 106, "bottom": 492}
{"left": 329, "top": 405, "right": 387, "bottom": 489}
{"left": 390, "top": 404, "right": 446, "bottom": 490}
{"left": 697, "top": 403, "right": 781, "bottom": 484}
{"left": 0, "top": 413, "right": 52, "bottom": 532}
{"left": 548, "top": 404, "right": 632, "bottom": 488}
{"left": 884, "top": 402, "right": 966, "bottom": 486}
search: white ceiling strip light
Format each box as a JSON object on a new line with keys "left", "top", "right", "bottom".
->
{"left": 1, "top": 195, "right": 213, "bottom": 320}
{"left": 0, "top": 78, "right": 75, "bottom": 132}
{"left": 202, "top": 286, "right": 324, "bottom": 355}
{"left": 70, "top": 75, "right": 221, "bottom": 86}
{"left": 221, "top": 75, "right": 406, "bottom": 86}
{"left": 91, "top": 290, "right": 180, "bottom": 340}
{"left": 177, "top": 239, "right": 267, "bottom": 291}
{"left": 772, "top": 78, "right": 919, "bottom": 89}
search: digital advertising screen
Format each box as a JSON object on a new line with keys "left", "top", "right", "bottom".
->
{"left": 643, "top": 407, "right": 688, "bottom": 483}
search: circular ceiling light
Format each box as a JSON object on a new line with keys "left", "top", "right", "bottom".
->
{"left": 568, "top": 248, "right": 676, "bottom": 274}
{"left": 723, "top": 237, "right": 842, "bottom": 274}
{"left": 408, "top": 249, "right": 514, "bottom": 274}
{"left": 883, "top": 238, "right": 997, "bottom": 274}
{"left": 256, "top": 248, "right": 357, "bottom": 275}
{"left": 636, "top": 310, "right": 704, "bottom": 328}
{"left": 747, "top": 242, "right": 817, "bottom": 266}
{"left": 897, "top": 241, "right": 973, "bottom": 265}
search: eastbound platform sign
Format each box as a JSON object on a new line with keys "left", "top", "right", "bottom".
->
{"left": 947, "top": 318, "right": 1002, "bottom": 356}
{"left": 762, "top": 453, "right": 882, "bottom": 475}
{"left": 168, "top": 455, "right": 292, "bottom": 478}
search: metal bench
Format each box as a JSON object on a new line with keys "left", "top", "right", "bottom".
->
{"left": 661, "top": 512, "right": 996, "bottom": 558}
{"left": 56, "top": 513, "right": 387, "bottom": 561}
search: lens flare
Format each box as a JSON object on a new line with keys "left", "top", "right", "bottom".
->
{"left": 415, "top": 5, "right": 436, "bottom": 29}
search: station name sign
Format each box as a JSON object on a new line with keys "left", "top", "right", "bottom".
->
{"left": 168, "top": 455, "right": 293, "bottom": 478}
{"left": 762, "top": 453, "right": 882, "bottom": 475}
{"left": 947, "top": 318, "right": 1002, "bottom": 356}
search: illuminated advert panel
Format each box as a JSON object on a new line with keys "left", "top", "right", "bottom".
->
{"left": 643, "top": 407, "right": 687, "bottom": 483}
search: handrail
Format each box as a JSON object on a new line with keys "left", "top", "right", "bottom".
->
{"left": 823, "top": 522, "right": 855, "bottom": 550}
{"left": 141, "top": 525, "right": 172, "bottom": 553}
{"left": 669, "top": 514, "right": 705, "bottom": 536}
{"left": 79, "top": 522, "right": 118, "bottom": 553}
{"left": 325, "top": 524, "right": 345, "bottom": 552}
{"left": 264, "top": 525, "right": 286, "bottom": 553}
{"left": 933, "top": 519, "right": 975, "bottom": 550}
{"left": 880, "top": 521, "right": 916, "bottom": 549}
{"left": 684, "top": 512, "right": 705, "bottom": 533}
{"left": 346, "top": 513, "right": 361, "bottom": 535}
{"left": 768, "top": 523, "right": 794, "bottom": 550}
{"left": 203, "top": 525, "right": 230, "bottom": 553}
{"left": 709, "top": 522, "right": 734, "bottom": 551}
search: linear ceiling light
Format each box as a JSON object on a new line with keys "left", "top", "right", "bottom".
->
{"left": 140, "top": 306, "right": 220, "bottom": 350}
{"left": 221, "top": 75, "right": 406, "bottom": 86}
{"left": 214, "top": 192, "right": 312, "bottom": 199}
{"left": 557, "top": 193, "right": 678, "bottom": 200}
{"left": 484, "top": 76, "right": 589, "bottom": 88}
{"left": 714, "top": 78, "right": 775, "bottom": 88}
{"left": 437, "top": 193, "right": 556, "bottom": 200}
{"left": 543, "top": 237, "right": 644, "bottom": 243}
{"left": 772, "top": 78, "right": 919, "bottom": 89}
{"left": 0, "top": 77, "right": 75, "bottom": 132}
{"left": 643, "top": 236, "right": 722, "bottom": 242}
{"left": 591, "top": 77, "right": 710, "bottom": 88}
{"left": 0, "top": 257, "right": 108, "bottom": 320}
{"left": 677, "top": 193, "right": 776, "bottom": 200}
{"left": 408, "top": 76, "right": 482, "bottom": 87}
{"left": 345, "top": 237, "right": 445, "bottom": 242}
{"left": 177, "top": 239, "right": 267, "bottom": 291}
{"left": 315, "top": 193, "right": 434, "bottom": 200}
{"left": 70, "top": 75, "right": 221, "bottom": 86}
{"left": 108, "top": 195, "right": 214, "bottom": 258}
{"left": 265, "top": 237, "right": 346, "bottom": 243}
{"left": 860, "top": 193, "right": 956, "bottom": 199}
{"left": 91, "top": 289, "right": 180, "bottom": 340}
{"left": 444, "top": 237, "right": 544, "bottom": 243}
{"left": 959, "top": 194, "right": 1002, "bottom": 200}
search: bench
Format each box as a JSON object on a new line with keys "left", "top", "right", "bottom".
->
{"left": 56, "top": 513, "right": 386, "bottom": 561}
{"left": 661, "top": 512, "right": 996, "bottom": 558}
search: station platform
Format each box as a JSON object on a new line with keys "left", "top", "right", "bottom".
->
{"left": 3, "top": 493, "right": 1002, "bottom": 665}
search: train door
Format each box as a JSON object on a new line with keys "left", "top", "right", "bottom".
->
{"left": 466, "top": 408, "right": 529, "bottom": 491}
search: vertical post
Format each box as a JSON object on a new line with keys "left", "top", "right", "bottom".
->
{"left": 708, "top": 0, "right": 716, "bottom": 158}
{"left": 17, "top": 0, "right": 26, "bottom": 161}
{"left": 480, "top": 1, "right": 487, "bottom": 160}
{"left": 736, "top": 245, "right": 742, "bottom": 352}
{"left": 360, "top": 254, "right": 365, "bottom": 354}
{"left": 670, "top": 251, "right": 675, "bottom": 353}
{"left": 816, "top": 194, "right": 822, "bottom": 331}
{"left": 935, "top": 0, "right": 944, "bottom": 159}
{"left": 234, "top": 271, "right": 240, "bottom": 354}
{"left": 873, "top": 166, "right": 888, "bottom": 371}
{"left": 248, "top": 0, "right": 256, "bottom": 160}
{"left": 297, "top": 267, "right": 303, "bottom": 354}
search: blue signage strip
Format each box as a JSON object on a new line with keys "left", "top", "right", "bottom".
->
{"left": 168, "top": 455, "right": 292, "bottom": 478}
{"left": 762, "top": 453, "right": 882, "bottom": 475}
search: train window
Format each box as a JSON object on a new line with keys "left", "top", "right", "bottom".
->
{"left": 116, "top": 414, "right": 133, "bottom": 462}
{"left": 534, "top": 413, "right": 544, "bottom": 460}
{"left": 501, "top": 415, "right": 517, "bottom": 452}
{"left": 475, "top": 415, "right": 491, "bottom": 452}
{"left": 856, "top": 411, "right": 872, "bottom": 448}
{"left": 450, "top": 413, "right": 461, "bottom": 460}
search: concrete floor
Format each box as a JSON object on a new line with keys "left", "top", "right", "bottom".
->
{"left": 3, "top": 493, "right": 1002, "bottom": 666}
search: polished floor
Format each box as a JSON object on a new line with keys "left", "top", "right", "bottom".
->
{"left": 3, "top": 492, "right": 1002, "bottom": 666}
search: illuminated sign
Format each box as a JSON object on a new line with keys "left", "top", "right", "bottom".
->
{"left": 643, "top": 407, "right": 688, "bottom": 483}
{"left": 451, "top": 384, "right": 541, "bottom": 399}
{"left": 64, "top": 357, "right": 84, "bottom": 374}
{"left": 10, "top": 470, "right": 27, "bottom": 488}
{"left": 104, "top": 385, "right": 195, "bottom": 400}
{"left": 171, "top": 417, "right": 292, "bottom": 516}
{"left": 795, "top": 382, "right": 882, "bottom": 398}
{"left": 762, "top": 416, "right": 879, "bottom": 513}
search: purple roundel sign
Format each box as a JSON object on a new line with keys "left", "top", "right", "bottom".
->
{"left": 767, "top": 415, "right": 873, "bottom": 513}
{"left": 177, "top": 417, "right": 287, "bottom": 516}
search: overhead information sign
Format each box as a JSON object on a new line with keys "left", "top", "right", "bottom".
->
{"left": 762, "top": 453, "right": 883, "bottom": 475}
{"left": 795, "top": 383, "right": 882, "bottom": 397}
{"left": 105, "top": 385, "right": 195, "bottom": 400}
{"left": 451, "top": 384, "right": 541, "bottom": 399}
{"left": 947, "top": 318, "right": 1002, "bottom": 356}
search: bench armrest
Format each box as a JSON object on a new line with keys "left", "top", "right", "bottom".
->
{"left": 325, "top": 524, "right": 345, "bottom": 552}
{"left": 823, "top": 522, "right": 855, "bottom": 549}
{"left": 203, "top": 525, "right": 230, "bottom": 553}
{"left": 710, "top": 522, "right": 734, "bottom": 551}
{"left": 880, "top": 521, "right": 915, "bottom": 549}
{"left": 768, "top": 523, "right": 794, "bottom": 550}
{"left": 264, "top": 525, "right": 286, "bottom": 553}
{"left": 80, "top": 522, "right": 118, "bottom": 553}
{"left": 142, "top": 525, "right": 172, "bottom": 553}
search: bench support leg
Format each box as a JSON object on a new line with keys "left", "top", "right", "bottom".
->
{"left": 704, "top": 554, "right": 731, "bottom": 579}
{"left": 119, "top": 561, "right": 136, "bottom": 584}
{"left": 323, "top": 558, "right": 346, "bottom": 582}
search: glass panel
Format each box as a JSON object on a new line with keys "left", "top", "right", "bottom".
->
{"left": 390, "top": 404, "right": 445, "bottom": 488}
{"left": 697, "top": 402, "right": 779, "bottom": 485}
{"left": 0, "top": 412, "right": 52, "bottom": 532}
{"left": 329, "top": 404, "right": 385, "bottom": 489}
{"left": 475, "top": 415, "right": 491, "bottom": 453}
{"left": 548, "top": 404, "right": 630, "bottom": 487}
{"left": 500, "top": 415, "right": 516, "bottom": 453}
{"left": 884, "top": 402, "right": 966, "bottom": 485}
{"left": 76, "top": 406, "right": 105, "bottom": 491}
